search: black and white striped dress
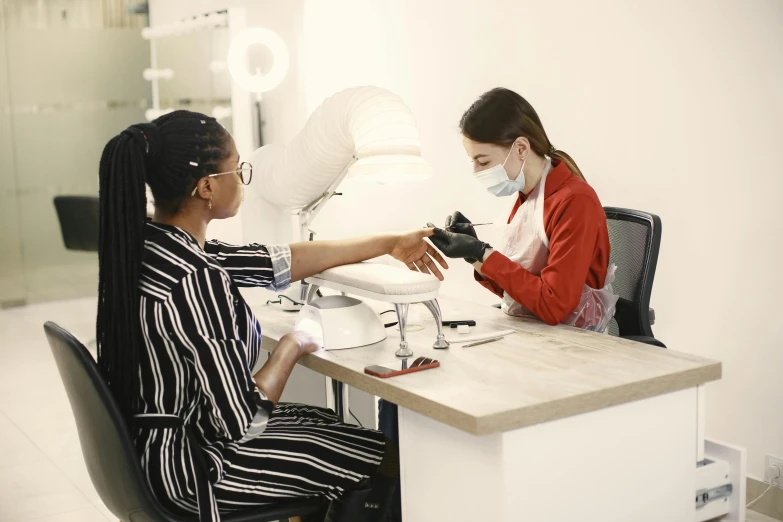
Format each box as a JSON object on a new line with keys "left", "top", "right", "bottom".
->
{"left": 133, "top": 221, "right": 385, "bottom": 521}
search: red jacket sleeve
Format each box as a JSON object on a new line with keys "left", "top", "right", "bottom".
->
{"left": 474, "top": 270, "right": 505, "bottom": 298}
{"left": 478, "top": 195, "right": 600, "bottom": 325}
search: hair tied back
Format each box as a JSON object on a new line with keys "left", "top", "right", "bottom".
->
{"left": 122, "top": 123, "right": 162, "bottom": 166}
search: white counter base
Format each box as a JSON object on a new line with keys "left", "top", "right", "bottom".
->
{"left": 399, "top": 387, "right": 698, "bottom": 522}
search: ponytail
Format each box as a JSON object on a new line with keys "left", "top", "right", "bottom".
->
{"left": 97, "top": 124, "right": 156, "bottom": 417}
{"left": 549, "top": 148, "right": 587, "bottom": 183}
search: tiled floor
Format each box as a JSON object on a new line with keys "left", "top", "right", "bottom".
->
{"left": 0, "top": 263, "right": 98, "bottom": 308}
{"left": 0, "top": 297, "right": 780, "bottom": 521}
{"left": 0, "top": 297, "right": 111, "bottom": 521}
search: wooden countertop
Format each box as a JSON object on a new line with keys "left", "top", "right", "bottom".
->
{"left": 248, "top": 295, "right": 721, "bottom": 436}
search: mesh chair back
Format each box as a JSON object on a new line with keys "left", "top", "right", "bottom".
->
{"left": 604, "top": 208, "right": 662, "bottom": 338}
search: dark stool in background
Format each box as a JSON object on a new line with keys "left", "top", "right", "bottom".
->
{"left": 43, "top": 322, "right": 328, "bottom": 522}
{"left": 53, "top": 195, "right": 100, "bottom": 252}
{"left": 53, "top": 195, "right": 100, "bottom": 347}
{"left": 604, "top": 207, "right": 665, "bottom": 348}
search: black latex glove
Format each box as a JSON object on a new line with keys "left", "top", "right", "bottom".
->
{"left": 427, "top": 223, "right": 491, "bottom": 263}
{"left": 444, "top": 211, "right": 477, "bottom": 239}
{"left": 444, "top": 212, "right": 479, "bottom": 263}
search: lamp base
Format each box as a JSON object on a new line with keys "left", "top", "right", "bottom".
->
{"left": 295, "top": 295, "right": 386, "bottom": 350}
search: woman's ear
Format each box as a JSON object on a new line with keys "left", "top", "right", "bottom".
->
{"left": 193, "top": 177, "right": 213, "bottom": 200}
{"left": 513, "top": 137, "right": 531, "bottom": 158}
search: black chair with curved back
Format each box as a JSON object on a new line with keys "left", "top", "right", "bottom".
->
{"left": 43, "top": 322, "right": 327, "bottom": 522}
{"left": 603, "top": 207, "right": 666, "bottom": 348}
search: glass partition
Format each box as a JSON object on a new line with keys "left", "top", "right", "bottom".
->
{"left": 0, "top": 0, "right": 150, "bottom": 306}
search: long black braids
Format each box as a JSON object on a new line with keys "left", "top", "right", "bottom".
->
{"left": 97, "top": 110, "right": 231, "bottom": 418}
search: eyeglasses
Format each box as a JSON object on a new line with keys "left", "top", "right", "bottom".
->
{"left": 191, "top": 161, "right": 253, "bottom": 196}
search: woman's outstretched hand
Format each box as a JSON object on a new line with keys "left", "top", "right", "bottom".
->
{"left": 389, "top": 229, "right": 449, "bottom": 280}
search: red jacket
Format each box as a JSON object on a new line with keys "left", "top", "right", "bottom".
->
{"left": 476, "top": 160, "right": 610, "bottom": 326}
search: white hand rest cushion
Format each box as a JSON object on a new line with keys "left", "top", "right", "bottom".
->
{"left": 305, "top": 262, "right": 440, "bottom": 304}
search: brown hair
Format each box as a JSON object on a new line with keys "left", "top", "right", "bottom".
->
{"left": 459, "top": 87, "right": 586, "bottom": 182}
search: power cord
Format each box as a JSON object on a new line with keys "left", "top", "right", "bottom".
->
{"left": 266, "top": 295, "right": 304, "bottom": 311}
{"left": 349, "top": 409, "right": 363, "bottom": 427}
{"left": 746, "top": 463, "right": 781, "bottom": 509}
{"left": 380, "top": 309, "right": 398, "bottom": 328}
{"left": 279, "top": 295, "right": 302, "bottom": 306}
{"left": 267, "top": 291, "right": 322, "bottom": 307}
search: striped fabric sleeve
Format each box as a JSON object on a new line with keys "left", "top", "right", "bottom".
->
{"left": 166, "top": 267, "right": 274, "bottom": 442}
{"left": 204, "top": 240, "right": 291, "bottom": 291}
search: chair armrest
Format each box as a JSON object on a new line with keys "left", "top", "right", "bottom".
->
{"left": 622, "top": 335, "right": 666, "bottom": 348}
{"left": 649, "top": 307, "right": 656, "bottom": 325}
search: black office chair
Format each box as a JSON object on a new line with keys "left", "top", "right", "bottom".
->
{"left": 43, "top": 322, "right": 327, "bottom": 522}
{"left": 53, "top": 196, "right": 100, "bottom": 252}
{"left": 604, "top": 207, "right": 666, "bottom": 348}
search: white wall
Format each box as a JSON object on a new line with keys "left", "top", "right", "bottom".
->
{"left": 151, "top": 0, "right": 783, "bottom": 480}
{"left": 298, "top": 0, "right": 783, "bottom": 481}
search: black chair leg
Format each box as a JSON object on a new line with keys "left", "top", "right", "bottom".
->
{"left": 332, "top": 379, "right": 345, "bottom": 421}
{"left": 301, "top": 503, "right": 330, "bottom": 522}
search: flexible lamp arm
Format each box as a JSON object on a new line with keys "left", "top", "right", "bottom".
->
{"left": 249, "top": 86, "right": 428, "bottom": 215}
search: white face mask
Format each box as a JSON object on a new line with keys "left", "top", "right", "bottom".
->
{"left": 474, "top": 146, "right": 526, "bottom": 197}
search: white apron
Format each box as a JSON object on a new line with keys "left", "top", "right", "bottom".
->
{"left": 499, "top": 157, "right": 619, "bottom": 333}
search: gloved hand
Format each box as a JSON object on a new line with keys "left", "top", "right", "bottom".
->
{"left": 427, "top": 223, "right": 491, "bottom": 264}
{"left": 445, "top": 211, "right": 477, "bottom": 239}
{"left": 443, "top": 212, "right": 480, "bottom": 263}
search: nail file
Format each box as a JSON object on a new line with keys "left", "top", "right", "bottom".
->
{"left": 463, "top": 336, "right": 503, "bottom": 348}
{"left": 448, "top": 329, "right": 516, "bottom": 344}
{"left": 446, "top": 223, "right": 493, "bottom": 230}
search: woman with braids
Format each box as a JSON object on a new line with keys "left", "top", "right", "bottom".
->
{"left": 97, "top": 110, "right": 447, "bottom": 522}
{"left": 428, "top": 87, "right": 618, "bottom": 332}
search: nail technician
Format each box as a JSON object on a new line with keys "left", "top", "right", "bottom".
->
{"left": 430, "top": 87, "right": 618, "bottom": 332}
